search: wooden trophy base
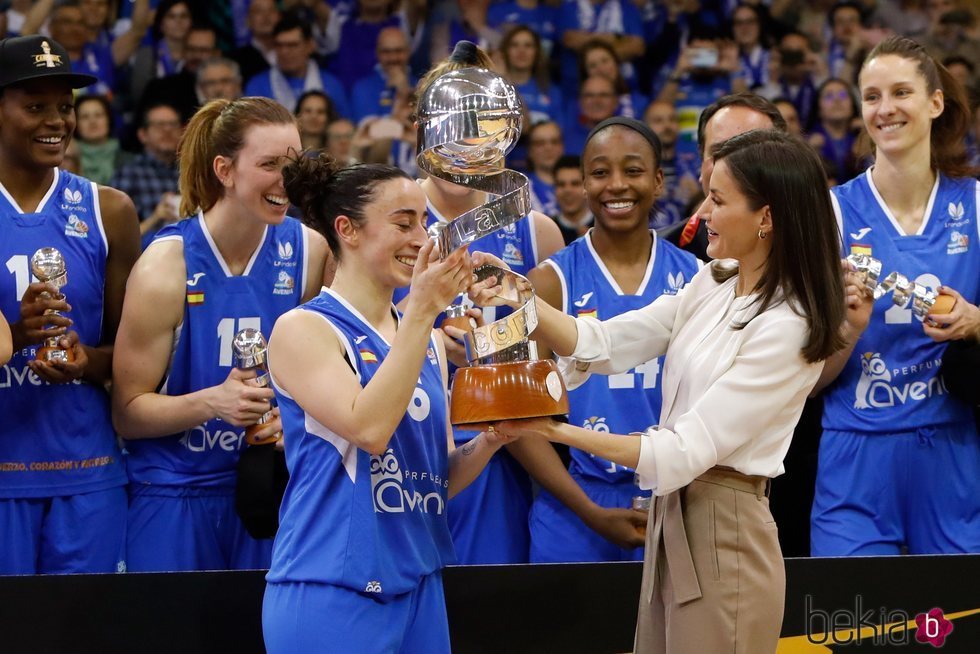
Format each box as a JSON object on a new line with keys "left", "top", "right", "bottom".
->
{"left": 450, "top": 359, "right": 570, "bottom": 430}
{"left": 36, "top": 345, "right": 75, "bottom": 363}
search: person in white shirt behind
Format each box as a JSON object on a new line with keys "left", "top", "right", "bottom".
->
{"left": 471, "top": 128, "right": 849, "bottom": 654}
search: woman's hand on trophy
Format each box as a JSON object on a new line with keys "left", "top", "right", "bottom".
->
{"left": 584, "top": 506, "right": 648, "bottom": 550}
{"left": 248, "top": 407, "right": 284, "bottom": 447}
{"left": 208, "top": 367, "right": 277, "bottom": 427}
{"left": 407, "top": 239, "right": 473, "bottom": 319}
{"left": 11, "top": 281, "right": 72, "bottom": 350}
{"left": 440, "top": 307, "right": 483, "bottom": 368}
{"left": 466, "top": 251, "right": 513, "bottom": 307}
{"left": 923, "top": 286, "right": 980, "bottom": 343}
{"left": 842, "top": 258, "right": 873, "bottom": 340}
{"left": 488, "top": 417, "right": 560, "bottom": 441}
{"left": 27, "top": 331, "right": 87, "bottom": 384}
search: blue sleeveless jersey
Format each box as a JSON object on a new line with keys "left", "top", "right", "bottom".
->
{"left": 124, "top": 215, "right": 308, "bottom": 489}
{"left": 0, "top": 169, "right": 126, "bottom": 497}
{"left": 824, "top": 171, "right": 980, "bottom": 432}
{"left": 546, "top": 231, "right": 700, "bottom": 482}
{"left": 267, "top": 289, "right": 454, "bottom": 597}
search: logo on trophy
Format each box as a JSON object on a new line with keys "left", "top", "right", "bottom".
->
{"left": 232, "top": 328, "right": 279, "bottom": 445}
{"left": 31, "top": 247, "right": 75, "bottom": 363}
{"left": 847, "top": 253, "right": 955, "bottom": 318}
{"left": 416, "top": 50, "right": 569, "bottom": 430}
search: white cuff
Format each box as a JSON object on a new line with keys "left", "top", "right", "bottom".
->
{"left": 634, "top": 428, "right": 659, "bottom": 493}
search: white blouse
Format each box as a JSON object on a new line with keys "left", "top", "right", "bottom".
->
{"left": 561, "top": 263, "right": 824, "bottom": 495}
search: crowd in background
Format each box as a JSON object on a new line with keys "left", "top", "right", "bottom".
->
{"left": 5, "top": 0, "right": 977, "bottom": 245}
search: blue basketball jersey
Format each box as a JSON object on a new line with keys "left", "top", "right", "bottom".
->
{"left": 545, "top": 231, "right": 700, "bottom": 482}
{"left": 267, "top": 289, "right": 454, "bottom": 598}
{"left": 124, "top": 214, "right": 308, "bottom": 489}
{"left": 825, "top": 171, "right": 980, "bottom": 432}
{"left": 0, "top": 169, "right": 126, "bottom": 498}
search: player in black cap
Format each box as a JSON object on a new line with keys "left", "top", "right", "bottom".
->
{"left": 0, "top": 35, "right": 141, "bottom": 575}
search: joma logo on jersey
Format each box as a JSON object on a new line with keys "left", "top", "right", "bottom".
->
{"left": 370, "top": 449, "right": 445, "bottom": 515}
{"left": 853, "top": 352, "right": 946, "bottom": 409}
{"left": 64, "top": 214, "right": 89, "bottom": 238}
{"left": 179, "top": 425, "right": 244, "bottom": 452}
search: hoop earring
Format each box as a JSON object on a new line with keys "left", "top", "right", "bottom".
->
{"left": 758, "top": 229, "right": 768, "bottom": 240}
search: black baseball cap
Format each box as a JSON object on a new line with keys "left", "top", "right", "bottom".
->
{"left": 0, "top": 36, "right": 96, "bottom": 90}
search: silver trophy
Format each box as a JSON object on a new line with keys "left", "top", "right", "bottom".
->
{"left": 846, "top": 253, "right": 953, "bottom": 320}
{"left": 416, "top": 52, "right": 568, "bottom": 428}
{"left": 233, "top": 328, "right": 279, "bottom": 445}
{"left": 30, "top": 247, "right": 72, "bottom": 363}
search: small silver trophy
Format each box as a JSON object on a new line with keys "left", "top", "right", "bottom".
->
{"left": 30, "top": 247, "right": 72, "bottom": 363}
{"left": 232, "top": 328, "right": 279, "bottom": 445}
{"left": 846, "top": 253, "right": 954, "bottom": 320}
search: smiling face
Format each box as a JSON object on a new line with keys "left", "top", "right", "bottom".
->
{"left": 580, "top": 76, "right": 618, "bottom": 123}
{"left": 297, "top": 94, "right": 330, "bottom": 137}
{"left": 583, "top": 126, "right": 662, "bottom": 233}
{"left": 349, "top": 177, "right": 428, "bottom": 288}
{"left": 218, "top": 122, "right": 302, "bottom": 224}
{"left": 859, "top": 54, "right": 943, "bottom": 159}
{"left": 702, "top": 159, "right": 770, "bottom": 264}
{"left": 0, "top": 79, "right": 77, "bottom": 171}
{"left": 584, "top": 46, "right": 618, "bottom": 82}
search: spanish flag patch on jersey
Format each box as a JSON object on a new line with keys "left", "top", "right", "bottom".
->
{"left": 850, "top": 244, "right": 872, "bottom": 257}
{"left": 577, "top": 308, "right": 598, "bottom": 319}
{"left": 359, "top": 349, "right": 378, "bottom": 363}
{"left": 187, "top": 292, "right": 204, "bottom": 305}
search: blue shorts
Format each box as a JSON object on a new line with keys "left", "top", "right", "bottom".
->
{"left": 126, "top": 484, "right": 272, "bottom": 572}
{"left": 263, "top": 571, "right": 450, "bottom": 654}
{"left": 811, "top": 423, "right": 980, "bottom": 556}
{"left": 447, "top": 448, "right": 531, "bottom": 564}
{"left": 0, "top": 486, "right": 126, "bottom": 575}
{"left": 530, "top": 473, "right": 645, "bottom": 563}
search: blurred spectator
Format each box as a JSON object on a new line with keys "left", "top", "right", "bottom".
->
{"left": 657, "top": 28, "right": 741, "bottom": 189}
{"left": 557, "top": 0, "right": 645, "bottom": 98}
{"left": 74, "top": 94, "right": 130, "bottom": 186}
{"left": 773, "top": 96, "right": 804, "bottom": 137}
{"left": 229, "top": 0, "right": 280, "bottom": 85}
{"left": 139, "top": 23, "right": 220, "bottom": 123}
{"left": 871, "top": 0, "right": 930, "bottom": 37}
{"left": 325, "top": 118, "right": 359, "bottom": 166}
{"left": 351, "top": 26, "right": 416, "bottom": 125}
{"left": 330, "top": 0, "right": 409, "bottom": 92}
{"left": 760, "top": 31, "right": 827, "bottom": 127}
{"left": 295, "top": 90, "right": 336, "bottom": 153}
{"left": 825, "top": 1, "right": 870, "bottom": 82}
{"left": 486, "top": 0, "right": 558, "bottom": 57}
{"left": 564, "top": 75, "right": 620, "bottom": 156}
{"left": 969, "top": 101, "right": 980, "bottom": 166}
{"left": 354, "top": 86, "right": 418, "bottom": 175}
{"left": 131, "top": 1, "right": 194, "bottom": 105}
{"left": 499, "top": 24, "right": 563, "bottom": 126}
{"left": 579, "top": 39, "right": 648, "bottom": 118}
{"left": 643, "top": 99, "right": 697, "bottom": 228}
{"left": 920, "top": 5, "right": 980, "bottom": 87}
{"left": 943, "top": 55, "right": 976, "bottom": 98}
{"left": 732, "top": 3, "right": 772, "bottom": 91}
{"left": 525, "top": 120, "right": 564, "bottom": 217}
{"left": 109, "top": 102, "right": 182, "bottom": 248}
{"left": 4, "top": 0, "right": 32, "bottom": 37}
{"left": 551, "top": 154, "right": 593, "bottom": 244}
{"left": 22, "top": 0, "right": 150, "bottom": 91}
{"left": 245, "top": 13, "right": 351, "bottom": 120}
{"left": 429, "top": 0, "right": 500, "bottom": 62}
{"left": 196, "top": 57, "right": 244, "bottom": 103}
{"left": 806, "top": 78, "right": 863, "bottom": 184}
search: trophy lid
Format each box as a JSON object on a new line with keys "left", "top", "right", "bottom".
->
{"left": 417, "top": 66, "right": 524, "bottom": 176}
{"left": 31, "top": 247, "right": 67, "bottom": 286}
{"left": 233, "top": 328, "right": 268, "bottom": 369}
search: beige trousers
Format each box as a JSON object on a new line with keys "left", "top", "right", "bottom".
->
{"left": 634, "top": 467, "right": 785, "bottom": 654}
